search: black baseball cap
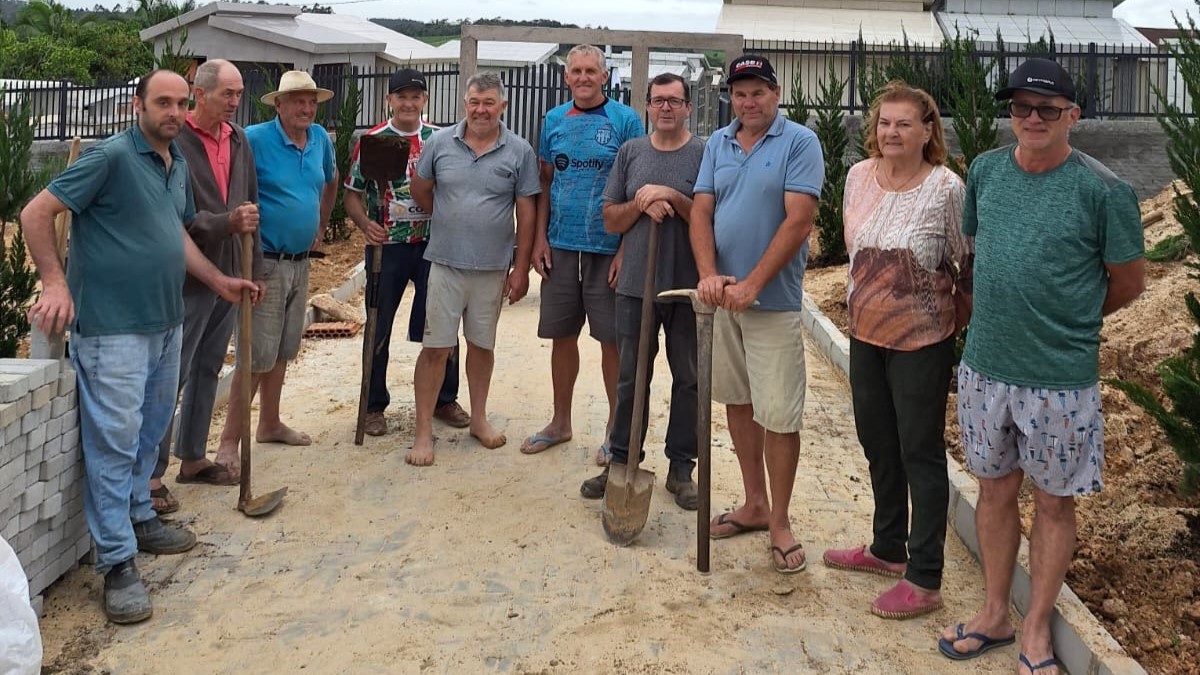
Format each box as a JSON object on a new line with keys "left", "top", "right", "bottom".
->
{"left": 726, "top": 55, "right": 777, "bottom": 87}
{"left": 995, "top": 58, "right": 1076, "bottom": 102}
{"left": 389, "top": 68, "right": 427, "bottom": 93}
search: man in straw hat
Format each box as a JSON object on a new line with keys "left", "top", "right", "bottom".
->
{"left": 216, "top": 70, "right": 338, "bottom": 458}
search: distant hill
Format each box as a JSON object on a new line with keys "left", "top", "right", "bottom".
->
{"left": 370, "top": 17, "right": 587, "bottom": 39}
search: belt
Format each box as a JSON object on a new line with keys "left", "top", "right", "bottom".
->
{"left": 263, "top": 251, "right": 309, "bottom": 261}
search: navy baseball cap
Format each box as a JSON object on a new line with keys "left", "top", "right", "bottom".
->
{"left": 726, "top": 55, "right": 777, "bottom": 87}
{"left": 996, "top": 58, "right": 1076, "bottom": 102}
{"left": 389, "top": 68, "right": 427, "bottom": 93}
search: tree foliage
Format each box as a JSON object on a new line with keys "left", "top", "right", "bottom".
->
{"left": 946, "top": 29, "right": 1000, "bottom": 179}
{"left": 811, "top": 58, "right": 849, "bottom": 267}
{"left": 326, "top": 75, "right": 361, "bottom": 243}
{"left": 0, "top": 89, "right": 42, "bottom": 358}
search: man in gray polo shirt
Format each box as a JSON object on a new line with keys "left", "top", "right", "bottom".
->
{"left": 408, "top": 72, "right": 541, "bottom": 466}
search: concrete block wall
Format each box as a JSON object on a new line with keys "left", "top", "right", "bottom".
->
{"left": 0, "top": 359, "right": 90, "bottom": 601}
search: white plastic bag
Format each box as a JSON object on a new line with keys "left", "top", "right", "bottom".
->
{"left": 0, "top": 535, "right": 42, "bottom": 675}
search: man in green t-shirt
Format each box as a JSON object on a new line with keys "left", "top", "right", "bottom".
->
{"left": 938, "top": 59, "right": 1145, "bottom": 674}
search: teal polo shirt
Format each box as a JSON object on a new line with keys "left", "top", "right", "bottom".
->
{"left": 245, "top": 117, "right": 336, "bottom": 254}
{"left": 695, "top": 113, "right": 824, "bottom": 311}
{"left": 48, "top": 125, "right": 194, "bottom": 337}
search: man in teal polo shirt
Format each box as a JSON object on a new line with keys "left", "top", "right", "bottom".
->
{"left": 21, "top": 70, "right": 258, "bottom": 624}
{"left": 691, "top": 55, "right": 824, "bottom": 575}
{"left": 216, "top": 71, "right": 338, "bottom": 460}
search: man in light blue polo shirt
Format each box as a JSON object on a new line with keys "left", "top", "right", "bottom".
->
{"left": 216, "top": 71, "right": 338, "bottom": 462}
{"left": 690, "top": 55, "right": 824, "bottom": 575}
{"left": 21, "top": 70, "right": 258, "bottom": 624}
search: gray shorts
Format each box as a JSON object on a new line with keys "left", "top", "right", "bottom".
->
{"left": 423, "top": 263, "right": 506, "bottom": 350}
{"left": 956, "top": 361, "right": 1105, "bottom": 496}
{"left": 249, "top": 258, "right": 308, "bottom": 373}
{"left": 537, "top": 247, "right": 617, "bottom": 344}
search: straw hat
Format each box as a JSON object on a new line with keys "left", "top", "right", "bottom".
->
{"left": 261, "top": 70, "right": 334, "bottom": 105}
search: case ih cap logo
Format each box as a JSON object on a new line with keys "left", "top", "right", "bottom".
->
{"left": 736, "top": 60, "right": 764, "bottom": 71}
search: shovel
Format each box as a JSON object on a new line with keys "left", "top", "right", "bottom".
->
{"left": 602, "top": 220, "right": 661, "bottom": 546}
{"left": 353, "top": 134, "right": 412, "bottom": 445}
{"left": 658, "top": 288, "right": 716, "bottom": 573}
{"left": 237, "top": 231, "right": 288, "bottom": 517}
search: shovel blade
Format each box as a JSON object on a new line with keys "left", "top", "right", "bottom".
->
{"left": 602, "top": 467, "right": 655, "bottom": 546}
{"left": 238, "top": 486, "right": 288, "bottom": 517}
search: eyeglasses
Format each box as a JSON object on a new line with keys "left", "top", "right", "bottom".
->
{"left": 647, "top": 97, "right": 688, "bottom": 110}
{"left": 1008, "top": 101, "right": 1074, "bottom": 121}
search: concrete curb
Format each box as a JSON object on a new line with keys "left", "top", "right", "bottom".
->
{"left": 799, "top": 294, "right": 1147, "bottom": 675}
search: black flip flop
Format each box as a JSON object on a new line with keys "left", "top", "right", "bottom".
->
{"left": 710, "top": 512, "right": 769, "bottom": 540}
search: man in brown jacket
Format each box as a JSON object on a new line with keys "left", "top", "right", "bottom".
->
{"left": 148, "top": 59, "right": 263, "bottom": 513}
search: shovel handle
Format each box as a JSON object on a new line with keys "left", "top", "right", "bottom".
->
{"left": 238, "top": 231, "right": 254, "bottom": 507}
{"left": 625, "top": 220, "right": 660, "bottom": 483}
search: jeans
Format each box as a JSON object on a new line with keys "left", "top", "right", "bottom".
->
{"left": 608, "top": 294, "right": 698, "bottom": 471}
{"left": 73, "top": 326, "right": 182, "bottom": 574}
{"left": 367, "top": 242, "right": 458, "bottom": 412}
{"left": 849, "top": 335, "right": 955, "bottom": 590}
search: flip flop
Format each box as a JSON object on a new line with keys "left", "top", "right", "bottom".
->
{"left": 709, "top": 512, "right": 769, "bottom": 540}
{"left": 1019, "top": 653, "right": 1060, "bottom": 673}
{"left": 175, "top": 463, "right": 239, "bottom": 486}
{"left": 595, "top": 441, "right": 612, "bottom": 466}
{"left": 771, "top": 543, "right": 807, "bottom": 574}
{"left": 520, "top": 433, "right": 570, "bottom": 455}
{"left": 150, "top": 486, "right": 179, "bottom": 515}
{"left": 937, "top": 623, "right": 1017, "bottom": 661}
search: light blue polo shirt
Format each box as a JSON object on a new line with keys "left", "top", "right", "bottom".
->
{"left": 245, "top": 117, "right": 335, "bottom": 254}
{"left": 48, "top": 125, "right": 194, "bottom": 336}
{"left": 695, "top": 113, "right": 824, "bottom": 311}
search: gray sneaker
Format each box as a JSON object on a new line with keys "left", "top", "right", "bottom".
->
{"left": 580, "top": 466, "right": 610, "bottom": 499}
{"left": 104, "top": 559, "right": 152, "bottom": 624}
{"left": 133, "top": 517, "right": 197, "bottom": 555}
{"left": 666, "top": 468, "right": 699, "bottom": 511}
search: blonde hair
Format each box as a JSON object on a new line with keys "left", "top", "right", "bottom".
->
{"left": 863, "top": 80, "right": 947, "bottom": 166}
{"left": 566, "top": 44, "right": 606, "bottom": 71}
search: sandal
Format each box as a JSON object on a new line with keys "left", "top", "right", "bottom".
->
{"left": 176, "top": 463, "right": 238, "bottom": 486}
{"left": 150, "top": 486, "right": 179, "bottom": 515}
{"left": 595, "top": 441, "right": 612, "bottom": 466}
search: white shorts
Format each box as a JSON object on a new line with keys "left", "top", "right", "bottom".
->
{"left": 423, "top": 263, "right": 506, "bottom": 350}
{"left": 712, "top": 308, "right": 806, "bottom": 434}
{"left": 957, "top": 361, "right": 1105, "bottom": 496}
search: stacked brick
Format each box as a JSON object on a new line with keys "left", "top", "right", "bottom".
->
{"left": 0, "top": 359, "right": 90, "bottom": 604}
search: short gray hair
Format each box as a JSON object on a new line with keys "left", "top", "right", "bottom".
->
{"left": 567, "top": 44, "right": 606, "bottom": 71}
{"left": 465, "top": 72, "right": 506, "bottom": 101}
{"left": 194, "top": 59, "right": 235, "bottom": 92}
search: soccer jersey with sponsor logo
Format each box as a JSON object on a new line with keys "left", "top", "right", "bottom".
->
{"left": 344, "top": 120, "right": 438, "bottom": 244}
{"left": 539, "top": 98, "right": 644, "bottom": 255}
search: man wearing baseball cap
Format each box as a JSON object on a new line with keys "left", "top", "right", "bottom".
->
{"left": 691, "top": 54, "right": 824, "bottom": 574}
{"left": 344, "top": 68, "right": 469, "bottom": 438}
{"left": 216, "top": 70, "right": 339, "bottom": 456}
{"left": 938, "top": 58, "right": 1144, "bottom": 674}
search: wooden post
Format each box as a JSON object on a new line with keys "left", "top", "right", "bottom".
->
{"left": 32, "top": 136, "right": 81, "bottom": 360}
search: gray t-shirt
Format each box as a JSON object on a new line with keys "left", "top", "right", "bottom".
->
{"left": 417, "top": 121, "right": 541, "bottom": 271}
{"left": 603, "top": 135, "right": 705, "bottom": 301}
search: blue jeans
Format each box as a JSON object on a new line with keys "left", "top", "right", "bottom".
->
{"left": 73, "top": 326, "right": 182, "bottom": 574}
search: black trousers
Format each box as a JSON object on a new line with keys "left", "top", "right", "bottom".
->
{"left": 849, "top": 335, "right": 954, "bottom": 590}
{"left": 608, "top": 294, "right": 698, "bottom": 472}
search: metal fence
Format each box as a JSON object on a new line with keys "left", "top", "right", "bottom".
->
{"left": 749, "top": 40, "right": 1194, "bottom": 119}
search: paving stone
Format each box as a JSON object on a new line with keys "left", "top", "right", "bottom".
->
{"left": 56, "top": 370, "right": 76, "bottom": 397}
{"left": 49, "top": 396, "right": 71, "bottom": 421}
{"left": 0, "top": 395, "right": 31, "bottom": 428}
{"left": 0, "top": 373, "right": 30, "bottom": 404}
{"left": 23, "top": 441, "right": 44, "bottom": 471}
{"left": 31, "top": 382, "right": 54, "bottom": 410}
{"left": 21, "top": 406, "right": 49, "bottom": 435}
{"left": 20, "top": 481, "right": 46, "bottom": 511}
{"left": 39, "top": 492, "right": 63, "bottom": 521}
{"left": 26, "top": 423, "right": 46, "bottom": 452}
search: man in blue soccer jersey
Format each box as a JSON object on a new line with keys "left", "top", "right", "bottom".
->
{"left": 522, "top": 44, "right": 645, "bottom": 462}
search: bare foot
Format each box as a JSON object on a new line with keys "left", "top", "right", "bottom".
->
{"left": 519, "top": 424, "right": 571, "bottom": 454}
{"left": 470, "top": 418, "right": 507, "bottom": 449}
{"left": 769, "top": 528, "right": 806, "bottom": 572}
{"left": 708, "top": 503, "right": 770, "bottom": 538}
{"left": 406, "top": 436, "right": 436, "bottom": 466}
{"left": 940, "top": 613, "right": 1015, "bottom": 657}
{"left": 256, "top": 423, "right": 311, "bottom": 446}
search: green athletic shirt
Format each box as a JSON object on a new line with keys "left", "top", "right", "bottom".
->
{"left": 961, "top": 145, "right": 1144, "bottom": 389}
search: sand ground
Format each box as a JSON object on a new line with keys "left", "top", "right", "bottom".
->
{"left": 37, "top": 284, "right": 1018, "bottom": 675}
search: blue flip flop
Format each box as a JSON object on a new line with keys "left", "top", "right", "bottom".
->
{"left": 1019, "top": 653, "right": 1059, "bottom": 672}
{"left": 595, "top": 441, "right": 612, "bottom": 466}
{"left": 938, "top": 623, "right": 1017, "bottom": 661}
{"left": 520, "top": 433, "right": 570, "bottom": 455}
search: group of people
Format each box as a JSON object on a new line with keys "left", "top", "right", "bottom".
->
{"left": 18, "top": 44, "right": 1144, "bottom": 675}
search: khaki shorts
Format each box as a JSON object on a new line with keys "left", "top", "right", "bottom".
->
{"left": 249, "top": 258, "right": 308, "bottom": 373}
{"left": 423, "top": 263, "right": 507, "bottom": 350}
{"left": 712, "top": 308, "right": 806, "bottom": 434}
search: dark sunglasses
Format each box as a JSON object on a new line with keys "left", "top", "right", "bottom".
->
{"left": 1008, "top": 101, "right": 1074, "bottom": 121}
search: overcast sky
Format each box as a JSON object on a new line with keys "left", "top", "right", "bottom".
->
{"left": 55, "top": 0, "right": 1199, "bottom": 31}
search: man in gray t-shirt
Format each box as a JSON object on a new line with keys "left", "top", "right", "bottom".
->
{"left": 579, "top": 73, "right": 705, "bottom": 510}
{"left": 408, "top": 72, "right": 541, "bottom": 466}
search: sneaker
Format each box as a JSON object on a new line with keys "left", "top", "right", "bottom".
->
{"left": 364, "top": 411, "right": 387, "bottom": 437}
{"left": 580, "top": 466, "right": 610, "bottom": 499}
{"left": 103, "top": 559, "right": 152, "bottom": 624}
{"left": 871, "top": 580, "right": 943, "bottom": 620}
{"left": 133, "top": 517, "right": 197, "bottom": 555}
{"left": 665, "top": 467, "right": 699, "bottom": 511}
{"left": 822, "top": 545, "right": 905, "bottom": 578}
{"left": 434, "top": 401, "right": 471, "bottom": 428}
